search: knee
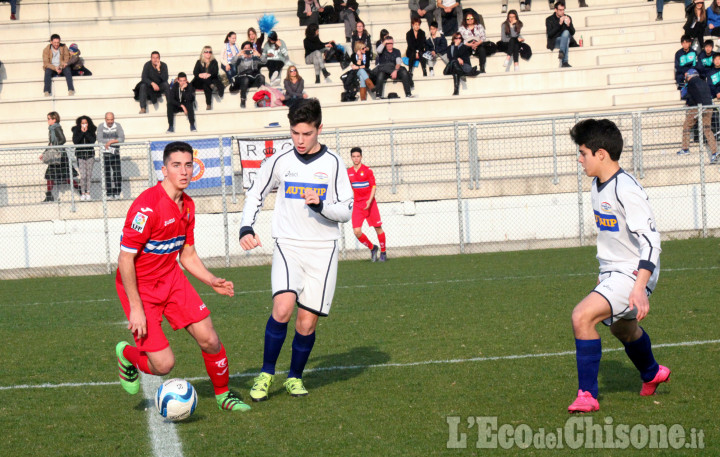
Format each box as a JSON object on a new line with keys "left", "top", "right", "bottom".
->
{"left": 571, "top": 307, "right": 596, "bottom": 333}
{"left": 152, "top": 356, "right": 175, "bottom": 376}
{"left": 353, "top": 228, "right": 363, "bottom": 237}
{"left": 197, "top": 333, "right": 221, "bottom": 353}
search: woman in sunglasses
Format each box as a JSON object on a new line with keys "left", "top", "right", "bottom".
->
{"left": 191, "top": 46, "right": 224, "bottom": 110}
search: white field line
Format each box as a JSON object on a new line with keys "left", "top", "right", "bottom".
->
{"left": 141, "top": 373, "right": 184, "bottom": 457}
{"left": 2, "top": 338, "right": 719, "bottom": 391}
{"left": 5, "top": 266, "right": 719, "bottom": 308}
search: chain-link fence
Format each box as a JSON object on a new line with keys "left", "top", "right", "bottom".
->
{"left": 2, "top": 105, "right": 719, "bottom": 279}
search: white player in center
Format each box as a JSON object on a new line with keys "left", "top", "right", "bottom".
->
{"left": 239, "top": 98, "right": 354, "bottom": 400}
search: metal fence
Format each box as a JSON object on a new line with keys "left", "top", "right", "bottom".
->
{"left": 2, "top": 105, "right": 719, "bottom": 279}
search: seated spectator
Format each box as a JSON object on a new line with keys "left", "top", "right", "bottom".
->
{"left": 458, "top": 11, "right": 487, "bottom": 73}
{"left": 675, "top": 35, "right": 698, "bottom": 88}
{"left": 263, "top": 31, "right": 292, "bottom": 85}
{"left": 685, "top": 0, "right": 708, "bottom": 42}
{"left": 706, "top": 53, "right": 720, "bottom": 99}
{"left": 41, "top": 111, "right": 80, "bottom": 202}
{"left": 698, "top": 39, "right": 715, "bottom": 78}
{"left": 545, "top": 1, "right": 577, "bottom": 68}
{"left": 304, "top": 23, "right": 334, "bottom": 84}
{"left": 351, "top": 20, "right": 373, "bottom": 60}
{"left": 136, "top": 51, "right": 169, "bottom": 114}
{"left": 406, "top": 17, "right": 428, "bottom": 77}
{"left": 374, "top": 35, "right": 414, "bottom": 99}
{"left": 42, "top": 34, "right": 75, "bottom": 96}
{"left": 6, "top": 0, "right": 17, "bottom": 20}
{"left": 656, "top": 0, "right": 691, "bottom": 21}
{"left": 435, "top": 0, "right": 463, "bottom": 36}
{"left": 97, "top": 112, "right": 125, "bottom": 198}
{"left": 351, "top": 41, "right": 375, "bottom": 100}
{"left": 282, "top": 65, "right": 308, "bottom": 110}
{"left": 409, "top": 0, "right": 436, "bottom": 30}
{"left": 232, "top": 41, "right": 266, "bottom": 109}
{"left": 426, "top": 21, "right": 449, "bottom": 77}
{"left": 247, "top": 27, "right": 265, "bottom": 54}
{"left": 221, "top": 32, "right": 241, "bottom": 81}
{"left": 191, "top": 46, "right": 224, "bottom": 111}
{"left": 502, "top": 0, "right": 530, "bottom": 13}
{"left": 679, "top": 68, "right": 717, "bottom": 159}
{"left": 707, "top": 0, "right": 720, "bottom": 33}
{"left": 334, "top": 0, "right": 359, "bottom": 42}
{"left": 71, "top": 115, "right": 97, "bottom": 201}
{"left": 445, "top": 32, "right": 479, "bottom": 95}
{"left": 499, "top": 10, "right": 525, "bottom": 72}
{"left": 375, "top": 29, "right": 390, "bottom": 64}
{"left": 166, "top": 73, "right": 196, "bottom": 133}
{"left": 298, "top": 0, "right": 323, "bottom": 26}
{"left": 67, "top": 43, "right": 92, "bottom": 76}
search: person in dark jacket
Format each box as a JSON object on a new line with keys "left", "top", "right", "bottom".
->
{"left": 374, "top": 36, "right": 414, "bottom": 98}
{"left": 684, "top": 0, "right": 708, "bottom": 42}
{"left": 545, "top": 1, "right": 577, "bottom": 68}
{"left": 72, "top": 115, "right": 97, "bottom": 200}
{"left": 706, "top": 53, "right": 720, "bottom": 98}
{"left": 406, "top": 17, "right": 428, "bottom": 77}
{"left": 409, "top": 0, "right": 436, "bottom": 30}
{"left": 166, "top": 73, "right": 196, "bottom": 133}
{"left": 41, "top": 111, "right": 80, "bottom": 202}
{"left": 444, "top": 32, "right": 479, "bottom": 95}
{"left": 335, "top": 0, "right": 359, "bottom": 41}
{"left": 232, "top": 41, "right": 267, "bottom": 108}
{"left": 426, "top": 21, "right": 449, "bottom": 76}
{"left": 679, "top": 68, "right": 718, "bottom": 159}
{"left": 298, "top": 0, "right": 323, "bottom": 26}
{"left": 191, "top": 46, "right": 225, "bottom": 111}
{"left": 137, "top": 51, "right": 169, "bottom": 114}
{"left": 697, "top": 39, "right": 715, "bottom": 78}
{"left": 304, "top": 23, "right": 334, "bottom": 84}
{"left": 351, "top": 20, "right": 373, "bottom": 60}
{"left": 675, "top": 35, "right": 698, "bottom": 88}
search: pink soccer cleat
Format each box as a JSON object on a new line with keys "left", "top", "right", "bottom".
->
{"left": 640, "top": 365, "right": 671, "bottom": 396}
{"left": 568, "top": 390, "right": 599, "bottom": 413}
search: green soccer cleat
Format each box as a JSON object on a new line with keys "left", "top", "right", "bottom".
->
{"left": 115, "top": 341, "right": 139, "bottom": 395}
{"left": 216, "top": 390, "right": 251, "bottom": 412}
{"left": 284, "top": 377, "right": 309, "bottom": 397}
{"left": 250, "top": 372, "right": 275, "bottom": 402}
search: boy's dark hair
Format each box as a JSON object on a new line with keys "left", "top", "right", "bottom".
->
{"left": 163, "top": 141, "right": 193, "bottom": 165}
{"left": 151, "top": 51, "right": 160, "bottom": 57}
{"left": 430, "top": 21, "right": 439, "bottom": 29}
{"left": 704, "top": 39, "right": 714, "bottom": 47}
{"left": 240, "top": 41, "right": 253, "bottom": 50}
{"left": 350, "top": 147, "right": 362, "bottom": 155}
{"left": 570, "top": 119, "right": 623, "bottom": 161}
{"left": 305, "top": 23, "right": 319, "bottom": 39}
{"left": 177, "top": 72, "right": 187, "bottom": 79}
{"left": 554, "top": 1, "right": 565, "bottom": 9}
{"left": 288, "top": 98, "right": 322, "bottom": 128}
{"left": 681, "top": 34, "right": 692, "bottom": 43}
{"left": 50, "top": 34, "right": 61, "bottom": 41}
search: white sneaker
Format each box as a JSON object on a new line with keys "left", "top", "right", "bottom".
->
{"left": 429, "top": 68, "right": 435, "bottom": 77}
{"left": 85, "top": 194, "right": 92, "bottom": 201}
{"left": 461, "top": 77, "right": 467, "bottom": 90}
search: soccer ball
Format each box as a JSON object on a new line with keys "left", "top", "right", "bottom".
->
{"left": 155, "top": 378, "right": 197, "bottom": 422}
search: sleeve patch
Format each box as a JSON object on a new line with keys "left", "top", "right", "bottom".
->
{"left": 131, "top": 212, "right": 149, "bottom": 233}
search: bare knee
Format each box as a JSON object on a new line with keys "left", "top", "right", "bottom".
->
{"left": 272, "top": 293, "right": 297, "bottom": 323}
{"left": 149, "top": 354, "right": 175, "bottom": 376}
{"left": 197, "top": 333, "right": 221, "bottom": 354}
{"left": 296, "top": 312, "right": 318, "bottom": 335}
{"left": 353, "top": 228, "right": 363, "bottom": 238}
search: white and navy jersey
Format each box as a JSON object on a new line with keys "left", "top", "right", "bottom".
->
{"left": 592, "top": 169, "right": 661, "bottom": 291}
{"left": 240, "top": 145, "right": 353, "bottom": 242}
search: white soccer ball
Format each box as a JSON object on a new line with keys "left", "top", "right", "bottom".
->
{"left": 155, "top": 378, "right": 197, "bottom": 422}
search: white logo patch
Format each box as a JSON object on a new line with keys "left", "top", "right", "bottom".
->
{"left": 131, "top": 212, "right": 149, "bottom": 233}
{"left": 164, "top": 218, "right": 176, "bottom": 226}
{"left": 140, "top": 207, "right": 154, "bottom": 212}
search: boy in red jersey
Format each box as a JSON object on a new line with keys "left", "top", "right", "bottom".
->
{"left": 347, "top": 147, "right": 386, "bottom": 261}
{"left": 114, "top": 141, "right": 250, "bottom": 412}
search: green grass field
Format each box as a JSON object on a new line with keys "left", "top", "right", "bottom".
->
{"left": 1, "top": 238, "right": 718, "bottom": 456}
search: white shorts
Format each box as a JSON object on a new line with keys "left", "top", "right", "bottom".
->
{"left": 271, "top": 239, "right": 339, "bottom": 317}
{"left": 593, "top": 271, "right": 651, "bottom": 326}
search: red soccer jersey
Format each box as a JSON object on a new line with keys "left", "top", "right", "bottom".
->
{"left": 347, "top": 164, "right": 376, "bottom": 203}
{"left": 119, "top": 183, "right": 195, "bottom": 283}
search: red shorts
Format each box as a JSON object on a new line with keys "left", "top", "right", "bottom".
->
{"left": 352, "top": 200, "right": 382, "bottom": 228}
{"left": 116, "top": 267, "right": 209, "bottom": 352}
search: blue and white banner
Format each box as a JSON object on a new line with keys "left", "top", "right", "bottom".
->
{"left": 151, "top": 138, "right": 233, "bottom": 190}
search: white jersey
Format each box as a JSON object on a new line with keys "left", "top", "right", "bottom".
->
{"left": 240, "top": 145, "right": 353, "bottom": 243}
{"left": 592, "top": 169, "right": 661, "bottom": 291}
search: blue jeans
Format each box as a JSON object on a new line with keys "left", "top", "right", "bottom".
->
{"left": 357, "top": 68, "right": 370, "bottom": 87}
{"left": 554, "top": 30, "right": 570, "bottom": 63}
{"left": 44, "top": 67, "right": 74, "bottom": 93}
{"left": 657, "top": 0, "right": 692, "bottom": 13}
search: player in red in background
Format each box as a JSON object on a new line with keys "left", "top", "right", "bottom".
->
{"left": 114, "top": 141, "right": 250, "bottom": 412}
{"left": 347, "top": 147, "right": 386, "bottom": 261}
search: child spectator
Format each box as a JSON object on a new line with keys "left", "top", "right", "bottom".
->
{"left": 221, "top": 32, "right": 240, "bottom": 82}
{"left": 675, "top": 35, "right": 698, "bottom": 88}
{"left": 425, "top": 21, "right": 448, "bottom": 76}
{"left": 406, "top": 17, "right": 428, "bottom": 78}
{"left": 698, "top": 39, "right": 715, "bottom": 78}
{"left": 263, "top": 31, "right": 292, "bottom": 85}
{"left": 304, "top": 23, "right": 334, "bottom": 84}
{"left": 67, "top": 43, "right": 92, "bottom": 76}
{"left": 72, "top": 115, "right": 97, "bottom": 201}
{"left": 499, "top": 10, "right": 524, "bottom": 72}
{"left": 42, "top": 34, "right": 75, "bottom": 96}
{"left": 191, "top": 46, "right": 224, "bottom": 111}
{"left": 707, "top": 53, "right": 720, "bottom": 99}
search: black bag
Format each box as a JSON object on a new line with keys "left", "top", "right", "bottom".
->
{"left": 340, "top": 70, "right": 360, "bottom": 91}
{"left": 340, "top": 90, "right": 357, "bottom": 102}
{"left": 319, "top": 5, "right": 337, "bottom": 24}
{"left": 482, "top": 41, "right": 498, "bottom": 57}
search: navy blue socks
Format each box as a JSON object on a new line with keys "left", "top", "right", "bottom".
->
{"left": 623, "top": 327, "right": 659, "bottom": 382}
{"left": 575, "top": 338, "right": 602, "bottom": 398}
{"left": 261, "top": 315, "right": 288, "bottom": 375}
{"left": 288, "top": 331, "right": 316, "bottom": 379}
